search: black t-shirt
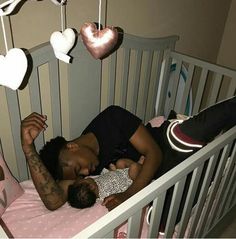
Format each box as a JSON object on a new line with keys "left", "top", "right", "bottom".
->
{"left": 82, "top": 105, "right": 142, "bottom": 174}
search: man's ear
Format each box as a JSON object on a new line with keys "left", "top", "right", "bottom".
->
{"left": 0, "top": 166, "right": 4, "bottom": 181}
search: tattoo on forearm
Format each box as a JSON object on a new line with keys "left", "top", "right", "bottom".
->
{"left": 25, "top": 151, "right": 64, "bottom": 207}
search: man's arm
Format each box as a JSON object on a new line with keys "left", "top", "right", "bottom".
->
{"left": 103, "top": 124, "right": 162, "bottom": 210}
{"left": 21, "top": 113, "right": 67, "bottom": 210}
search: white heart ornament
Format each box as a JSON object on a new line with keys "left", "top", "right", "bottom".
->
{"left": 50, "top": 28, "right": 76, "bottom": 63}
{"left": 80, "top": 22, "right": 118, "bottom": 59}
{"left": 0, "top": 48, "right": 28, "bottom": 90}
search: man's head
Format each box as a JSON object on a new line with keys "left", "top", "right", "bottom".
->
{"left": 39, "top": 136, "right": 99, "bottom": 180}
{"left": 39, "top": 136, "right": 67, "bottom": 180}
{"left": 67, "top": 178, "right": 97, "bottom": 209}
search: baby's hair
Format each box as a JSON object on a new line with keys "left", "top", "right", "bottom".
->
{"left": 68, "top": 183, "right": 97, "bottom": 209}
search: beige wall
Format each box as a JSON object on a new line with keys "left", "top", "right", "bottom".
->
{"left": 0, "top": 0, "right": 232, "bottom": 64}
{"left": 217, "top": 0, "right": 236, "bottom": 69}
{"left": 106, "top": 0, "right": 231, "bottom": 63}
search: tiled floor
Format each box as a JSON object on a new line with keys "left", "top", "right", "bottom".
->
{"left": 206, "top": 205, "right": 236, "bottom": 238}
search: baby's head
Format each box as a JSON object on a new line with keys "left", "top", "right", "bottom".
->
{"left": 67, "top": 177, "right": 98, "bottom": 209}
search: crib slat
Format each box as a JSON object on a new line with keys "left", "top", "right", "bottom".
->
{"left": 107, "top": 51, "right": 117, "bottom": 106}
{"left": 206, "top": 165, "right": 236, "bottom": 237}
{"left": 209, "top": 164, "right": 236, "bottom": 236}
{"left": 137, "top": 50, "right": 153, "bottom": 120}
{"left": 192, "top": 68, "right": 208, "bottom": 115}
{"left": 127, "top": 209, "right": 142, "bottom": 238}
{"left": 226, "top": 77, "right": 236, "bottom": 98}
{"left": 155, "top": 49, "right": 173, "bottom": 117}
{"left": 28, "top": 68, "right": 44, "bottom": 151}
{"left": 5, "top": 89, "right": 28, "bottom": 181}
{"left": 230, "top": 168, "right": 236, "bottom": 206}
{"left": 180, "top": 63, "right": 194, "bottom": 115}
{"left": 168, "top": 59, "right": 182, "bottom": 113}
{"left": 177, "top": 164, "right": 204, "bottom": 238}
{"left": 226, "top": 159, "right": 236, "bottom": 209}
{"left": 189, "top": 152, "right": 219, "bottom": 237}
{"left": 206, "top": 142, "right": 236, "bottom": 233}
{"left": 130, "top": 50, "right": 142, "bottom": 114}
{"left": 207, "top": 73, "right": 222, "bottom": 106}
{"left": 198, "top": 143, "right": 232, "bottom": 235}
{"left": 232, "top": 175, "right": 236, "bottom": 205}
{"left": 215, "top": 143, "right": 236, "bottom": 219}
{"left": 48, "top": 59, "right": 62, "bottom": 137}
{"left": 219, "top": 144, "right": 236, "bottom": 213}
{"left": 29, "top": 68, "right": 42, "bottom": 113}
{"left": 119, "top": 48, "right": 130, "bottom": 108}
{"left": 146, "top": 50, "right": 164, "bottom": 121}
{"left": 165, "top": 177, "right": 186, "bottom": 238}
{"left": 148, "top": 192, "right": 166, "bottom": 238}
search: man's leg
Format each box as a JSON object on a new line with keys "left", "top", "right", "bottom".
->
{"left": 180, "top": 96, "right": 236, "bottom": 141}
{"left": 168, "top": 96, "right": 236, "bottom": 152}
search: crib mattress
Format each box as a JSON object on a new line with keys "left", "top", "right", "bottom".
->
{"left": 2, "top": 179, "right": 198, "bottom": 238}
{"left": 2, "top": 180, "right": 151, "bottom": 238}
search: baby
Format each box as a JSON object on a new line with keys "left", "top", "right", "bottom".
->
{"left": 67, "top": 158, "right": 143, "bottom": 209}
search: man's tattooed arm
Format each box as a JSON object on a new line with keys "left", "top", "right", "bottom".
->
{"left": 20, "top": 112, "right": 67, "bottom": 210}
{"left": 25, "top": 150, "right": 67, "bottom": 210}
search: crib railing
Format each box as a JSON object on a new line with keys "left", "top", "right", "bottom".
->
{"left": 157, "top": 51, "right": 236, "bottom": 117}
{"left": 75, "top": 125, "right": 236, "bottom": 239}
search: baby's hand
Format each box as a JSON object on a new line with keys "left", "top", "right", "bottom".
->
{"left": 108, "top": 163, "right": 117, "bottom": 171}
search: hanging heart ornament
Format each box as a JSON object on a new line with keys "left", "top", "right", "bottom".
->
{"left": 50, "top": 28, "right": 76, "bottom": 63}
{"left": 80, "top": 22, "right": 118, "bottom": 59}
{"left": 0, "top": 48, "right": 27, "bottom": 90}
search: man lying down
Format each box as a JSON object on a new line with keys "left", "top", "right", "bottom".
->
{"left": 20, "top": 96, "right": 236, "bottom": 214}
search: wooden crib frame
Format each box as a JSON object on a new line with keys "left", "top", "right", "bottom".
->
{"left": 0, "top": 33, "right": 235, "bottom": 238}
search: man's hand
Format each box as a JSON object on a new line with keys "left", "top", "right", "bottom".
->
{"left": 21, "top": 112, "right": 47, "bottom": 153}
{"left": 102, "top": 192, "right": 128, "bottom": 211}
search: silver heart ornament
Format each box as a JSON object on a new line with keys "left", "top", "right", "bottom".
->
{"left": 80, "top": 22, "right": 118, "bottom": 59}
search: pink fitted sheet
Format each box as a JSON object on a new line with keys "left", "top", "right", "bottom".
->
{"left": 2, "top": 178, "right": 197, "bottom": 238}
{"left": 2, "top": 180, "right": 150, "bottom": 238}
{"left": 2, "top": 180, "right": 111, "bottom": 238}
